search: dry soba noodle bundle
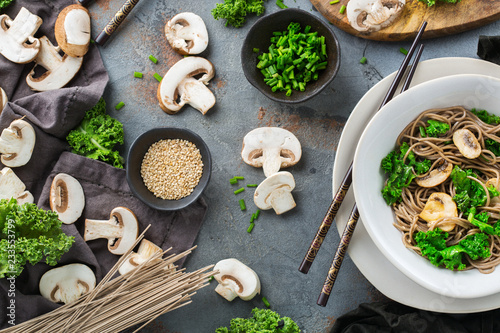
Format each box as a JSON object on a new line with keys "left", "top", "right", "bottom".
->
{"left": 382, "top": 106, "right": 500, "bottom": 273}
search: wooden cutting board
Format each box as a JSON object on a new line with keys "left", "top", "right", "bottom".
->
{"left": 310, "top": 0, "right": 500, "bottom": 41}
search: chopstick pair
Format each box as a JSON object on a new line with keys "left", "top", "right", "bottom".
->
{"left": 296, "top": 21, "right": 427, "bottom": 307}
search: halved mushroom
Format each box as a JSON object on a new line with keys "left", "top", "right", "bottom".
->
{"left": 0, "top": 87, "right": 7, "bottom": 111}
{"left": 50, "top": 173, "right": 85, "bottom": 225}
{"left": 55, "top": 4, "right": 91, "bottom": 58}
{"left": 346, "top": 0, "right": 405, "bottom": 32}
{"left": 242, "top": 127, "right": 302, "bottom": 177}
{"left": 39, "top": 264, "right": 96, "bottom": 304}
{"left": 165, "top": 12, "right": 209, "bottom": 55}
{"left": 415, "top": 160, "right": 453, "bottom": 188}
{"left": 419, "top": 192, "right": 457, "bottom": 232}
{"left": 453, "top": 129, "right": 481, "bottom": 159}
{"left": 0, "top": 167, "right": 34, "bottom": 204}
{"left": 486, "top": 178, "right": 500, "bottom": 205}
{"left": 0, "top": 119, "right": 36, "bottom": 168}
{"left": 118, "top": 239, "right": 162, "bottom": 275}
{"left": 0, "top": 7, "right": 42, "bottom": 63}
{"left": 26, "top": 36, "right": 83, "bottom": 92}
{"left": 213, "top": 258, "right": 260, "bottom": 301}
{"left": 157, "top": 56, "right": 215, "bottom": 115}
{"left": 84, "top": 207, "right": 139, "bottom": 255}
{"left": 254, "top": 171, "right": 296, "bottom": 215}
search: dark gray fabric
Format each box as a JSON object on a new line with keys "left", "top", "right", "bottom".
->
{"left": 0, "top": 0, "right": 208, "bottom": 329}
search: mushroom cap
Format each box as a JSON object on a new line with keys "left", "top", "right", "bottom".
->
{"left": 419, "top": 192, "right": 457, "bottom": 232}
{"left": 213, "top": 258, "right": 261, "bottom": 301}
{"left": 346, "top": 0, "right": 405, "bottom": 32}
{"left": 242, "top": 127, "right": 302, "bottom": 177}
{"left": 39, "top": 263, "right": 96, "bottom": 304}
{"left": 55, "top": 4, "right": 91, "bottom": 58}
{"left": 453, "top": 128, "right": 481, "bottom": 159}
{"left": 254, "top": 171, "right": 296, "bottom": 215}
{"left": 415, "top": 160, "right": 453, "bottom": 188}
{"left": 26, "top": 36, "right": 83, "bottom": 92}
{"left": 0, "top": 87, "right": 7, "bottom": 111}
{"left": 0, "top": 7, "right": 42, "bottom": 64}
{"left": 0, "top": 119, "right": 36, "bottom": 167}
{"left": 0, "top": 167, "right": 34, "bottom": 204}
{"left": 50, "top": 173, "right": 85, "bottom": 225}
{"left": 118, "top": 239, "right": 162, "bottom": 275}
{"left": 157, "top": 56, "right": 215, "bottom": 114}
{"left": 165, "top": 12, "right": 209, "bottom": 55}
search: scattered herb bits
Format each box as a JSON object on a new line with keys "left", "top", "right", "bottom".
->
{"left": 256, "top": 22, "right": 328, "bottom": 96}
{"left": 239, "top": 199, "right": 246, "bottom": 211}
{"left": 115, "top": 101, "right": 125, "bottom": 110}
{"left": 330, "top": 0, "right": 340, "bottom": 3}
{"left": 134, "top": 71, "right": 143, "bottom": 78}
{"left": 247, "top": 184, "right": 258, "bottom": 187}
{"left": 262, "top": 296, "right": 271, "bottom": 308}
{"left": 339, "top": 5, "right": 346, "bottom": 14}
{"left": 154, "top": 73, "right": 163, "bottom": 82}
{"left": 360, "top": 57, "right": 367, "bottom": 64}
{"left": 276, "top": 0, "right": 287, "bottom": 9}
{"left": 400, "top": 47, "right": 408, "bottom": 55}
{"left": 149, "top": 55, "right": 158, "bottom": 64}
{"left": 247, "top": 223, "right": 255, "bottom": 233}
{"left": 234, "top": 187, "right": 245, "bottom": 195}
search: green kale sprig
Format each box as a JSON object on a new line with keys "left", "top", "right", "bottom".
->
{"left": 0, "top": 0, "right": 14, "bottom": 11}
{"left": 419, "top": 119, "right": 450, "bottom": 138}
{"left": 0, "top": 198, "right": 75, "bottom": 278}
{"left": 212, "top": 0, "right": 266, "bottom": 28}
{"left": 216, "top": 308, "right": 300, "bottom": 333}
{"left": 471, "top": 108, "right": 500, "bottom": 156}
{"left": 66, "top": 98, "right": 125, "bottom": 168}
{"left": 418, "top": 0, "right": 460, "bottom": 7}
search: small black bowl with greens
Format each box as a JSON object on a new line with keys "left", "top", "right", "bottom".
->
{"left": 241, "top": 8, "right": 340, "bottom": 104}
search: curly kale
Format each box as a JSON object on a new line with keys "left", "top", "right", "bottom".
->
{"left": 0, "top": 198, "right": 75, "bottom": 278}
{"left": 216, "top": 308, "right": 300, "bottom": 333}
{"left": 449, "top": 166, "right": 495, "bottom": 215}
{"left": 415, "top": 229, "right": 490, "bottom": 271}
{"left": 66, "top": 98, "right": 125, "bottom": 168}
{"left": 0, "top": 0, "right": 14, "bottom": 11}
{"left": 418, "top": 0, "right": 460, "bottom": 6}
{"left": 419, "top": 119, "right": 450, "bottom": 138}
{"left": 212, "top": 0, "right": 266, "bottom": 28}
{"left": 470, "top": 109, "right": 500, "bottom": 156}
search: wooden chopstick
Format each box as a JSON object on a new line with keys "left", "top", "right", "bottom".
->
{"left": 316, "top": 40, "right": 426, "bottom": 307}
{"left": 298, "top": 22, "right": 428, "bottom": 276}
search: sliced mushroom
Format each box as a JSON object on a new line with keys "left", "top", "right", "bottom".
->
{"left": 165, "top": 12, "right": 209, "bottom": 55}
{"left": 242, "top": 127, "right": 302, "bottom": 177}
{"left": 49, "top": 173, "right": 85, "bottom": 225}
{"left": 55, "top": 4, "right": 91, "bottom": 58}
{"left": 118, "top": 239, "right": 162, "bottom": 275}
{"left": 0, "top": 87, "right": 7, "bottom": 111}
{"left": 157, "top": 56, "right": 215, "bottom": 115}
{"left": 254, "top": 171, "right": 296, "bottom": 215}
{"left": 0, "top": 167, "right": 34, "bottom": 204}
{"left": 0, "top": 7, "right": 42, "bottom": 63}
{"left": 26, "top": 36, "right": 83, "bottom": 92}
{"left": 346, "top": 0, "right": 405, "bottom": 32}
{"left": 213, "top": 258, "right": 260, "bottom": 301}
{"left": 39, "top": 264, "right": 96, "bottom": 304}
{"left": 84, "top": 207, "right": 139, "bottom": 255}
{"left": 415, "top": 160, "right": 453, "bottom": 188}
{"left": 0, "top": 119, "right": 36, "bottom": 167}
{"left": 453, "top": 128, "right": 481, "bottom": 159}
{"left": 486, "top": 178, "right": 500, "bottom": 205}
{"left": 419, "top": 192, "right": 457, "bottom": 232}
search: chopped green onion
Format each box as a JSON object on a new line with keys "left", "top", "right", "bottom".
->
{"left": 208, "top": 276, "right": 214, "bottom": 282}
{"left": 255, "top": 209, "right": 261, "bottom": 219}
{"left": 330, "top": 0, "right": 339, "bottom": 3}
{"left": 276, "top": 0, "right": 288, "bottom": 9}
{"left": 154, "top": 73, "right": 163, "bottom": 82}
{"left": 134, "top": 71, "right": 143, "bottom": 78}
{"left": 419, "top": 126, "right": 427, "bottom": 137}
{"left": 360, "top": 57, "right": 367, "bottom": 64}
{"left": 400, "top": 47, "right": 408, "bottom": 55}
{"left": 262, "top": 296, "right": 271, "bottom": 308}
{"left": 247, "top": 184, "right": 258, "bottom": 187}
{"left": 115, "top": 101, "right": 125, "bottom": 110}
{"left": 339, "top": 5, "right": 346, "bottom": 14}
{"left": 229, "top": 178, "right": 238, "bottom": 185}
{"left": 250, "top": 214, "right": 255, "bottom": 223}
{"left": 253, "top": 48, "right": 260, "bottom": 53}
{"left": 234, "top": 176, "right": 245, "bottom": 180}
{"left": 239, "top": 199, "right": 246, "bottom": 211}
{"left": 247, "top": 223, "right": 255, "bottom": 233}
{"left": 149, "top": 55, "right": 158, "bottom": 64}
{"left": 90, "top": 39, "right": 95, "bottom": 44}
{"left": 234, "top": 187, "right": 245, "bottom": 195}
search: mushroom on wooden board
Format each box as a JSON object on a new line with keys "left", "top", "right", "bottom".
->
{"left": 118, "top": 239, "right": 162, "bottom": 275}
{"left": 453, "top": 128, "right": 481, "bottom": 159}
{"left": 157, "top": 56, "right": 215, "bottom": 115}
{"left": 254, "top": 171, "right": 296, "bottom": 215}
{"left": 84, "top": 207, "right": 139, "bottom": 255}
{"left": 0, "top": 87, "right": 7, "bottom": 111}
{"left": 50, "top": 173, "right": 85, "bottom": 225}
{"left": 242, "top": 127, "right": 302, "bottom": 177}
{"left": 26, "top": 36, "right": 83, "bottom": 92}
{"left": 165, "top": 12, "right": 208, "bottom": 55}
{"left": 419, "top": 192, "right": 457, "bottom": 232}
{"left": 0, "top": 7, "right": 42, "bottom": 63}
{"left": 55, "top": 4, "right": 91, "bottom": 58}
{"left": 39, "top": 264, "right": 96, "bottom": 304}
{"left": 213, "top": 258, "right": 261, "bottom": 301}
{"left": 346, "top": 0, "right": 405, "bottom": 32}
{"left": 0, "top": 167, "right": 34, "bottom": 204}
{"left": 0, "top": 119, "right": 36, "bottom": 168}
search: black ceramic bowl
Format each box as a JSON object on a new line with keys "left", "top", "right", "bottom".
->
{"left": 241, "top": 8, "right": 341, "bottom": 104}
{"left": 126, "top": 127, "right": 212, "bottom": 211}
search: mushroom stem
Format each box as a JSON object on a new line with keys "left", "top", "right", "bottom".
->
{"left": 84, "top": 217, "right": 122, "bottom": 242}
{"left": 214, "top": 279, "right": 239, "bottom": 301}
{"left": 269, "top": 187, "right": 296, "bottom": 215}
{"left": 262, "top": 147, "right": 282, "bottom": 177}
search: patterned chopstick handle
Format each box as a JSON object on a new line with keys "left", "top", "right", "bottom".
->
{"left": 298, "top": 163, "right": 353, "bottom": 274}
{"left": 95, "top": 0, "right": 140, "bottom": 45}
{"left": 317, "top": 204, "right": 359, "bottom": 307}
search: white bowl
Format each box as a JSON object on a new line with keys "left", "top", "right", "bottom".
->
{"left": 353, "top": 74, "right": 500, "bottom": 299}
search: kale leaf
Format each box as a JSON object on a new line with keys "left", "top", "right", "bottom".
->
{"left": 450, "top": 166, "right": 488, "bottom": 215}
{"left": 421, "top": 119, "right": 450, "bottom": 137}
{"left": 418, "top": 0, "right": 460, "bottom": 6}
{"left": 216, "top": 308, "right": 300, "bottom": 333}
{"left": 212, "top": 0, "right": 266, "bottom": 28}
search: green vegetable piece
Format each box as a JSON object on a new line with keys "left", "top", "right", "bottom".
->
{"left": 255, "top": 209, "right": 261, "bottom": 219}
{"left": 471, "top": 108, "right": 500, "bottom": 125}
{"left": 262, "top": 296, "right": 271, "bottom": 308}
{"left": 215, "top": 308, "right": 300, "bottom": 333}
{"left": 247, "top": 223, "right": 255, "bottom": 233}
{"left": 0, "top": 198, "right": 75, "bottom": 278}
{"left": 211, "top": 0, "right": 266, "bottom": 28}
{"left": 247, "top": 184, "right": 258, "bottom": 187}
{"left": 467, "top": 209, "right": 495, "bottom": 235}
{"left": 450, "top": 166, "right": 487, "bottom": 215}
{"left": 276, "top": 0, "right": 287, "bottom": 9}
{"left": 253, "top": 48, "right": 260, "bottom": 53}
{"left": 229, "top": 178, "right": 238, "bottom": 185}
{"left": 239, "top": 199, "right": 246, "bottom": 211}
{"left": 360, "top": 57, "right": 367, "bottom": 64}
{"left": 154, "top": 73, "right": 163, "bottom": 82}
{"left": 66, "top": 98, "right": 125, "bottom": 168}
{"left": 424, "top": 119, "right": 449, "bottom": 137}
{"left": 134, "top": 72, "right": 143, "bottom": 78}
{"left": 234, "top": 187, "right": 245, "bottom": 195}
{"left": 399, "top": 47, "right": 408, "bottom": 55}
{"left": 418, "top": 0, "right": 461, "bottom": 7}
{"left": 0, "top": 0, "right": 14, "bottom": 10}
{"left": 339, "top": 5, "right": 346, "bottom": 14}
{"left": 330, "top": 0, "right": 340, "bottom": 3}
{"left": 149, "top": 55, "right": 158, "bottom": 64}
{"left": 115, "top": 101, "right": 125, "bottom": 110}
{"left": 234, "top": 176, "right": 245, "bottom": 180}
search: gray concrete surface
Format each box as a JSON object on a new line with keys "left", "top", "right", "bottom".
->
{"left": 85, "top": 0, "right": 500, "bottom": 332}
